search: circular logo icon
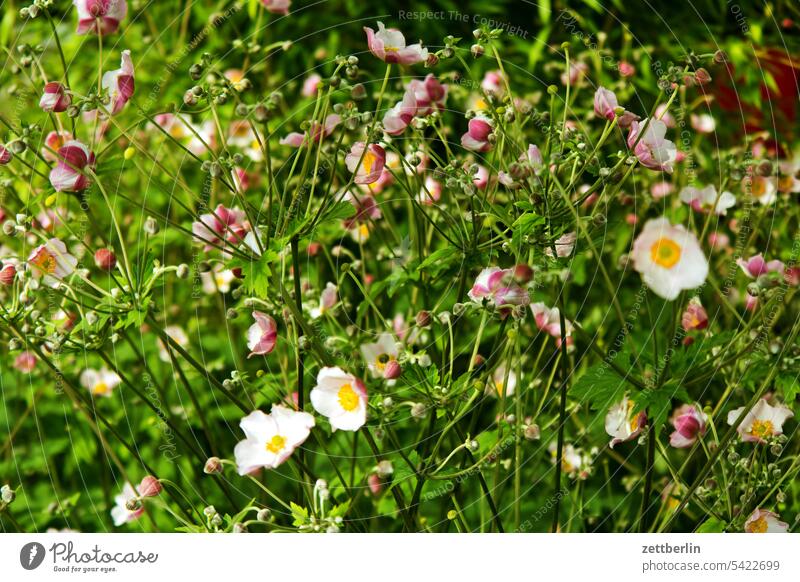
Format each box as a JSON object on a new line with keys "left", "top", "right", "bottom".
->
{"left": 20, "top": 542, "right": 46, "bottom": 570}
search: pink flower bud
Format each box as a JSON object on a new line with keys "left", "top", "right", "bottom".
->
{"left": 367, "top": 473, "right": 383, "bottom": 495}
{"left": 204, "top": 457, "right": 223, "bottom": 474}
{"left": 0, "top": 262, "right": 16, "bottom": 285}
{"left": 94, "top": 248, "right": 117, "bottom": 272}
{"left": 40, "top": 82, "right": 71, "bottom": 113}
{"left": 137, "top": 476, "right": 162, "bottom": 497}
{"left": 383, "top": 360, "right": 401, "bottom": 380}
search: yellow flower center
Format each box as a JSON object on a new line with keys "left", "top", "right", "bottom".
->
{"left": 92, "top": 382, "right": 109, "bottom": 396}
{"left": 650, "top": 237, "right": 682, "bottom": 269}
{"left": 337, "top": 383, "right": 360, "bottom": 412}
{"left": 32, "top": 250, "right": 57, "bottom": 274}
{"left": 474, "top": 98, "right": 487, "bottom": 110}
{"left": 752, "top": 178, "right": 768, "bottom": 198}
{"left": 627, "top": 399, "right": 640, "bottom": 431}
{"left": 374, "top": 353, "right": 395, "bottom": 371}
{"left": 362, "top": 151, "right": 377, "bottom": 175}
{"left": 265, "top": 435, "right": 287, "bottom": 453}
{"left": 749, "top": 516, "right": 768, "bottom": 533}
{"left": 749, "top": 419, "right": 774, "bottom": 440}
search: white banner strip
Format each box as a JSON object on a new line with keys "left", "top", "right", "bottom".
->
{"left": 1, "top": 533, "right": 798, "bottom": 581}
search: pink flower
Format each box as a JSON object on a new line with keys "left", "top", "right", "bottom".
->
{"left": 468, "top": 267, "right": 530, "bottom": 316}
{"left": 301, "top": 73, "right": 322, "bottom": 97}
{"left": 74, "top": 0, "right": 127, "bottom": 35}
{"left": 192, "top": 204, "right": 249, "bottom": 250}
{"left": 279, "top": 114, "right": 340, "bottom": 147}
{"left": 481, "top": 70, "right": 505, "bottom": 95}
{"left": 247, "top": 311, "right": 278, "bottom": 357}
{"left": 14, "top": 351, "right": 37, "bottom": 372}
{"left": 345, "top": 142, "right": 386, "bottom": 185}
{"left": 407, "top": 74, "right": 447, "bottom": 115}
{"left": 461, "top": 116, "right": 493, "bottom": 152}
{"left": 679, "top": 185, "right": 736, "bottom": 215}
{"left": 49, "top": 140, "right": 95, "bottom": 192}
{"left": 418, "top": 175, "right": 442, "bottom": 205}
{"left": 627, "top": 118, "right": 677, "bottom": 173}
{"left": 101, "top": 50, "right": 135, "bottom": 115}
{"left": 690, "top": 113, "right": 715, "bottom": 133}
{"left": 382, "top": 90, "right": 417, "bottom": 136}
{"left": 669, "top": 404, "right": 706, "bottom": 448}
{"left": 39, "top": 82, "right": 71, "bottom": 113}
{"left": 744, "top": 509, "right": 789, "bottom": 533}
{"left": 473, "top": 164, "right": 489, "bottom": 189}
{"left": 593, "top": 87, "right": 618, "bottom": 120}
{"left": 364, "top": 22, "right": 428, "bottom": 65}
{"left": 531, "top": 302, "right": 574, "bottom": 344}
{"left": 546, "top": 231, "right": 576, "bottom": 258}
{"left": 261, "top": 0, "right": 290, "bottom": 14}
{"left": 344, "top": 191, "right": 382, "bottom": 229}
{"left": 681, "top": 299, "right": 708, "bottom": 332}
{"left": 737, "top": 254, "right": 784, "bottom": 279}
{"left": 42, "top": 131, "right": 73, "bottom": 162}
{"left": 561, "top": 61, "right": 587, "bottom": 85}
{"left": 618, "top": 61, "right": 635, "bottom": 77}
{"left": 651, "top": 181, "right": 674, "bottom": 199}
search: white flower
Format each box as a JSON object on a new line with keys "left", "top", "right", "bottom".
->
{"left": 310, "top": 366, "right": 368, "bottom": 431}
{"left": 157, "top": 325, "right": 189, "bottom": 362}
{"left": 27, "top": 238, "right": 78, "bottom": 287}
{"left": 490, "top": 365, "right": 516, "bottom": 397}
{"left": 233, "top": 406, "right": 315, "bottom": 474}
{"left": 80, "top": 368, "right": 121, "bottom": 397}
{"left": 727, "top": 399, "right": 793, "bottom": 444}
{"left": 744, "top": 509, "right": 789, "bottom": 533}
{"left": 111, "top": 483, "right": 143, "bottom": 527}
{"left": 360, "top": 333, "right": 399, "bottom": 378}
{"left": 630, "top": 218, "right": 708, "bottom": 300}
{"left": 679, "top": 185, "right": 736, "bottom": 215}
{"left": 605, "top": 396, "right": 646, "bottom": 448}
{"left": 201, "top": 267, "right": 236, "bottom": 294}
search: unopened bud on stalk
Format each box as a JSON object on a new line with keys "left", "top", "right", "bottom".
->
{"left": 138, "top": 476, "right": 162, "bottom": 497}
{"left": 94, "top": 249, "right": 117, "bottom": 272}
{"left": 415, "top": 310, "right": 432, "bottom": 328}
{"left": 410, "top": 402, "right": 427, "bottom": 419}
{"left": 204, "top": 457, "right": 223, "bottom": 474}
{"left": 176, "top": 264, "right": 190, "bottom": 279}
{"left": 144, "top": 217, "right": 159, "bottom": 235}
{"left": 383, "top": 360, "right": 401, "bottom": 380}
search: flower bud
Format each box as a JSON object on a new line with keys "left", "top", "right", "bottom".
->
{"left": 0, "top": 262, "right": 16, "bottom": 285}
{"left": 383, "top": 360, "right": 401, "bottom": 380}
{"left": 138, "top": 476, "right": 162, "bottom": 497}
{"left": 204, "top": 456, "right": 223, "bottom": 474}
{"left": 1, "top": 484, "right": 15, "bottom": 504}
{"left": 94, "top": 248, "right": 117, "bottom": 272}
{"left": 415, "top": 310, "right": 432, "bottom": 328}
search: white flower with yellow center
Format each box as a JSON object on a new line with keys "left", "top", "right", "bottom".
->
{"left": 631, "top": 218, "right": 708, "bottom": 300}
{"left": 744, "top": 508, "right": 789, "bottom": 533}
{"left": 310, "top": 366, "right": 368, "bottom": 432}
{"left": 80, "top": 367, "right": 121, "bottom": 398}
{"left": 727, "top": 399, "right": 793, "bottom": 444}
{"left": 360, "top": 333, "right": 399, "bottom": 378}
{"left": 605, "top": 396, "right": 647, "bottom": 448}
{"left": 234, "top": 405, "right": 315, "bottom": 475}
{"left": 490, "top": 365, "right": 516, "bottom": 398}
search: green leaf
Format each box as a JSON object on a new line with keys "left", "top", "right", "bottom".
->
{"left": 571, "top": 363, "right": 629, "bottom": 413}
{"left": 696, "top": 517, "right": 726, "bottom": 533}
{"left": 290, "top": 502, "right": 309, "bottom": 527}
